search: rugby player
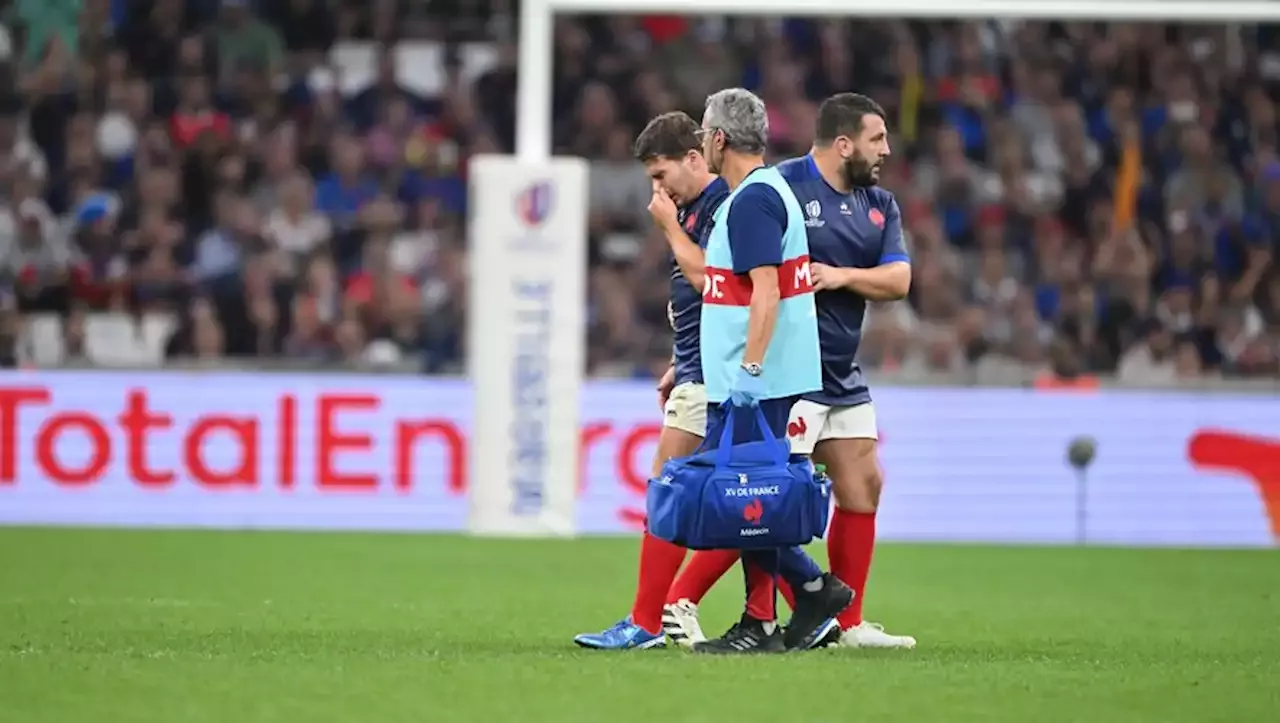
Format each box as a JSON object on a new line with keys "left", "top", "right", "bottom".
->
{"left": 689, "top": 88, "right": 852, "bottom": 655}
{"left": 664, "top": 93, "right": 918, "bottom": 649}
{"left": 573, "top": 111, "right": 729, "bottom": 650}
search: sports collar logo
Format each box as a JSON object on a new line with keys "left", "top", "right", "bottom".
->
{"left": 804, "top": 200, "right": 825, "bottom": 228}
{"left": 840, "top": 202, "right": 852, "bottom": 215}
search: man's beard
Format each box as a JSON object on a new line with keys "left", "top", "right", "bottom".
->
{"left": 841, "top": 151, "right": 879, "bottom": 187}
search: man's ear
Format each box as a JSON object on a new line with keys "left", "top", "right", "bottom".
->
{"left": 837, "top": 136, "right": 855, "bottom": 159}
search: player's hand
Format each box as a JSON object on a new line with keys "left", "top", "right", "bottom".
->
{"left": 657, "top": 365, "right": 676, "bottom": 410}
{"left": 647, "top": 181, "right": 680, "bottom": 232}
{"left": 809, "top": 262, "right": 844, "bottom": 291}
{"left": 728, "top": 368, "right": 766, "bottom": 408}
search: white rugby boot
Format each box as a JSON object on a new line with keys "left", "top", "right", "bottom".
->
{"left": 661, "top": 599, "right": 706, "bottom": 647}
{"left": 838, "top": 621, "right": 917, "bottom": 649}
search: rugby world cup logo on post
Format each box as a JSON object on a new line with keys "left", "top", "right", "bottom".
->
{"left": 515, "top": 181, "right": 554, "bottom": 228}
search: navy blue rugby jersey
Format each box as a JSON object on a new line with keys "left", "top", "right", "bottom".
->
{"left": 776, "top": 155, "right": 909, "bottom": 406}
{"left": 670, "top": 177, "right": 730, "bottom": 386}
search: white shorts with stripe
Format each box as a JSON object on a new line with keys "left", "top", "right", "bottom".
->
{"left": 786, "top": 400, "right": 878, "bottom": 455}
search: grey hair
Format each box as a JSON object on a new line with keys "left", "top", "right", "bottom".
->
{"left": 703, "top": 88, "right": 768, "bottom": 155}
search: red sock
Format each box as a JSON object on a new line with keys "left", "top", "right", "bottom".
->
{"left": 828, "top": 508, "right": 877, "bottom": 628}
{"left": 630, "top": 532, "right": 687, "bottom": 634}
{"left": 666, "top": 549, "right": 739, "bottom": 604}
{"left": 777, "top": 577, "right": 796, "bottom": 612}
{"left": 744, "top": 562, "right": 776, "bottom": 621}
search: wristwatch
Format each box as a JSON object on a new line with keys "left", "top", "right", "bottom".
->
{"left": 741, "top": 362, "right": 763, "bottom": 377}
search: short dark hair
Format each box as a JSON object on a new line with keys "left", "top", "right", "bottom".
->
{"left": 815, "top": 93, "right": 887, "bottom": 143}
{"left": 633, "top": 111, "right": 700, "bottom": 162}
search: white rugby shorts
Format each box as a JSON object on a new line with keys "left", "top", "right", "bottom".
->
{"left": 786, "top": 399, "right": 878, "bottom": 455}
{"left": 662, "top": 382, "right": 707, "bottom": 436}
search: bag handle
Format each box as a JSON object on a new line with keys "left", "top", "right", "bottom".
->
{"left": 713, "top": 402, "right": 788, "bottom": 468}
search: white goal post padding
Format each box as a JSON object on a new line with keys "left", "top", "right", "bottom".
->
{"left": 516, "top": 0, "right": 1280, "bottom": 161}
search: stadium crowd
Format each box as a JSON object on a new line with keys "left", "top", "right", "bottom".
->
{"left": 1, "top": 2, "right": 1278, "bottom": 382}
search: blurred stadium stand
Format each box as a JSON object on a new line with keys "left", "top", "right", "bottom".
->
{"left": 1, "top": 2, "right": 1280, "bottom": 388}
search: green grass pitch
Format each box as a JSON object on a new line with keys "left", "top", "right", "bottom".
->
{"left": 0, "top": 528, "right": 1276, "bottom": 723}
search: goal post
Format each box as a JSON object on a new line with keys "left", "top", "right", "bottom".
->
{"left": 517, "top": 0, "right": 1280, "bottom": 161}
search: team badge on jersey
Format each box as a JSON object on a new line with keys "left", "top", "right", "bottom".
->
{"left": 868, "top": 208, "right": 885, "bottom": 229}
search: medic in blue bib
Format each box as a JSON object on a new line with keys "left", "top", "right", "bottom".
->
{"left": 689, "top": 88, "right": 854, "bottom": 655}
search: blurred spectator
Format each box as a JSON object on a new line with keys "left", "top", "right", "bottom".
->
{"left": 315, "top": 135, "right": 378, "bottom": 240}
{"left": 263, "top": 170, "right": 330, "bottom": 274}
{"left": 214, "top": 0, "right": 284, "bottom": 85}
{"left": 126, "top": 206, "right": 186, "bottom": 310}
{"left": 0, "top": 5, "right": 1277, "bottom": 382}
{"left": 69, "top": 193, "right": 130, "bottom": 310}
{"left": 190, "top": 191, "right": 246, "bottom": 287}
{"left": 117, "top": 0, "right": 192, "bottom": 82}
{"left": 1117, "top": 320, "right": 1177, "bottom": 384}
{"left": 283, "top": 289, "right": 332, "bottom": 360}
{"left": 15, "top": 0, "right": 81, "bottom": 68}
{"left": 366, "top": 94, "right": 414, "bottom": 171}
{"left": 346, "top": 48, "right": 424, "bottom": 132}
{"left": 0, "top": 196, "right": 68, "bottom": 311}
{"left": 170, "top": 75, "right": 230, "bottom": 150}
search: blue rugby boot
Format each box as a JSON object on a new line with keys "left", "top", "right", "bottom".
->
{"left": 573, "top": 617, "right": 666, "bottom": 650}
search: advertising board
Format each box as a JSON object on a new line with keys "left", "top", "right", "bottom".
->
{"left": 1, "top": 372, "right": 1276, "bottom": 547}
